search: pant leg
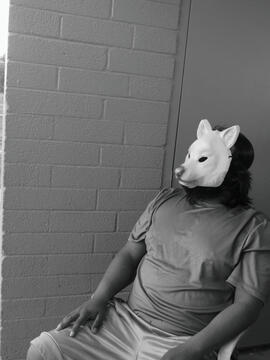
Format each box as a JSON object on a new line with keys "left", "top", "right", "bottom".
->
{"left": 137, "top": 331, "right": 217, "bottom": 360}
{"left": 27, "top": 298, "right": 142, "bottom": 360}
{"left": 26, "top": 343, "right": 44, "bottom": 360}
{"left": 27, "top": 331, "right": 67, "bottom": 360}
{"left": 115, "top": 299, "right": 191, "bottom": 360}
{"left": 137, "top": 332, "right": 189, "bottom": 360}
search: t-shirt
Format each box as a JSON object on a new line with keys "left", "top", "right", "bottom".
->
{"left": 127, "top": 187, "right": 270, "bottom": 336}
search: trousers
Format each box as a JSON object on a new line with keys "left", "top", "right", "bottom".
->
{"left": 27, "top": 298, "right": 191, "bottom": 360}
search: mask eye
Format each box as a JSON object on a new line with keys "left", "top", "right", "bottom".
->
{"left": 198, "top": 156, "right": 208, "bottom": 163}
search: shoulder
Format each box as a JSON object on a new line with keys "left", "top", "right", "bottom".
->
{"left": 247, "top": 210, "right": 269, "bottom": 232}
{"left": 152, "top": 186, "right": 186, "bottom": 207}
{"left": 241, "top": 209, "right": 270, "bottom": 249}
{"left": 232, "top": 205, "right": 268, "bottom": 227}
{"left": 252, "top": 210, "right": 269, "bottom": 236}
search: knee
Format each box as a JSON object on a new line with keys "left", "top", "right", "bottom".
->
{"left": 26, "top": 343, "right": 44, "bottom": 360}
{"left": 26, "top": 332, "right": 61, "bottom": 360}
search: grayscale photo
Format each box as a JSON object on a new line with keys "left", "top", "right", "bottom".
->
{"left": 0, "top": 1, "right": 269, "bottom": 359}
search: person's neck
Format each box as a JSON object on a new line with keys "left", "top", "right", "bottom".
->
{"left": 181, "top": 185, "right": 224, "bottom": 206}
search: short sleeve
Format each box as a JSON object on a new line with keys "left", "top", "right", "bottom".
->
{"left": 226, "top": 214, "right": 270, "bottom": 304}
{"left": 127, "top": 188, "right": 176, "bottom": 243}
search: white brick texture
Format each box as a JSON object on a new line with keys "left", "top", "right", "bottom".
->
{"left": 61, "top": 15, "right": 134, "bottom": 48}
{"left": 1, "top": 0, "right": 183, "bottom": 358}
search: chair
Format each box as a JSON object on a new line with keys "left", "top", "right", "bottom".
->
{"left": 217, "top": 330, "right": 247, "bottom": 360}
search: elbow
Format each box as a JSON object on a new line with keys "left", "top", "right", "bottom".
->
{"left": 234, "top": 286, "right": 264, "bottom": 325}
{"left": 235, "top": 298, "right": 263, "bottom": 325}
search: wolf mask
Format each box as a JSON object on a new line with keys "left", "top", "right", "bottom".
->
{"left": 175, "top": 119, "right": 240, "bottom": 188}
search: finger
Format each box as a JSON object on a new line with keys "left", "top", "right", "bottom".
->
{"left": 91, "top": 309, "right": 107, "bottom": 333}
{"left": 56, "top": 312, "right": 78, "bottom": 331}
{"left": 70, "top": 313, "right": 88, "bottom": 337}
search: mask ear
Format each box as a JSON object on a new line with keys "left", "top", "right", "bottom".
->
{"left": 219, "top": 125, "right": 240, "bottom": 149}
{"left": 197, "top": 119, "right": 212, "bottom": 139}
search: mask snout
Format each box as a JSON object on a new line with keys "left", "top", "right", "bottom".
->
{"left": 174, "top": 165, "right": 185, "bottom": 180}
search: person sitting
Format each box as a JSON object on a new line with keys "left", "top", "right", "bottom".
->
{"left": 27, "top": 120, "right": 270, "bottom": 360}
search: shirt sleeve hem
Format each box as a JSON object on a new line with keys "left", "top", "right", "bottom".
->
{"left": 226, "top": 277, "right": 266, "bottom": 305}
{"left": 127, "top": 188, "right": 173, "bottom": 243}
{"left": 127, "top": 234, "right": 146, "bottom": 243}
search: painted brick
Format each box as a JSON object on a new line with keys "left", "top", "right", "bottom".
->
{"left": 94, "top": 232, "right": 129, "bottom": 252}
{"left": 101, "top": 145, "right": 164, "bottom": 169}
{"left": 49, "top": 211, "right": 116, "bottom": 232}
{"left": 1, "top": 0, "right": 179, "bottom": 355}
{"left": 2, "top": 317, "right": 60, "bottom": 340}
{"left": 124, "top": 123, "right": 167, "bottom": 146}
{"left": 2, "top": 255, "right": 48, "bottom": 277}
{"left": 10, "top": 0, "right": 112, "bottom": 18}
{"left": 54, "top": 117, "right": 123, "bottom": 144}
{"left": 3, "top": 233, "right": 94, "bottom": 255}
{"left": 120, "top": 168, "right": 162, "bottom": 189}
{"left": 5, "top": 139, "right": 100, "bottom": 165}
{"left": 6, "top": 88, "right": 103, "bottom": 118}
{"left": 59, "top": 68, "right": 129, "bottom": 96}
{"left": 45, "top": 295, "right": 89, "bottom": 317}
{"left": 91, "top": 274, "right": 104, "bottom": 291}
{"left": 105, "top": 98, "right": 169, "bottom": 124}
{"left": 150, "top": 0, "right": 182, "bottom": 5}
{"left": 3, "top": 210, "right": 50, "bottom": 233}
{"left": 134, "top": 25, "right": 178, "bottom": 54}
{"left": 47, "top": 254, "right": 113, "bottom": 275}
{"left": 4, "top": 187, "right": 97, "bottom": 210}
{"left": 7, "top": 62, "right": 58, "bottom": 91}
{"left": 117, "top": 211, "right": 142, "bottom": 231}
{"left": 61, "top": 15, "right": 133, "bottom": 48}
{"left": 51, "top": 166, "right": 120, "bottom": 189}
{"left": 4, "top": 164, "right": 51, "bottom": 187}
{"left": 9, "top": 34, "right": 107, "bottom": 69}
{"left": 129, "top": 76, "right": 172, "bottom": 101}
{"left": 2, "top": 275, "right": 91, "bottom": 299}
{"left": 97, "top": 190, "right": 156, "bottom": 210}
{"left": 109, "top": 48, "right": 175, "bottom": 78}
{"left": 6, "top": 114, "right": 54, "bottom": 139}
{"left": 9, "top": 6, "right": 61, "bottom": 38}
{"left": 113, "top": 0, "right": 179, "bottom": 29}
{"left": 2, "top": 298, "right": 45, "bottom": 320}
{"left": 2, "top": 338, "right": 30, "bottom": 359}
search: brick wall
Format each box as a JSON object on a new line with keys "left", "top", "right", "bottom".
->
{"left": 1, "top": 0, "right": 182, "bottom": 358}
{"left": 0, "top": 58, "right": 4, "bottom": 161}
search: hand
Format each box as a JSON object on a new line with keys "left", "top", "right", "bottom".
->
{"left": 55, "top": 297, "right": 109, "bottom": 337}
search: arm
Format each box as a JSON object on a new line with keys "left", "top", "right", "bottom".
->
{"left": 57, "top": 240, "right": 146, "bottom": 336}
{"left": 161, "top": 286, "right": 263, "bottom": 360}
{"left": 92, "top": 240, "right": 146, "bottom": 303}
{"left": 57, "top": 189, "right": 165, "bottom": 336}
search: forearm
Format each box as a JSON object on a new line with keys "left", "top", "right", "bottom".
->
{"left": 91, "top": 248, "right": 140, "bottom": 303}
{"left": 185, "top": 299, "right": 262, "bottom": 356}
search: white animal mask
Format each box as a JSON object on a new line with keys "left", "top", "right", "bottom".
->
{"left": 175, "top": 119, "right": 240, "bottom": 188}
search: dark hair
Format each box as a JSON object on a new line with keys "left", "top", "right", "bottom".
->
{"left": 183, "top": 125, "right": 254, "bottom": 209}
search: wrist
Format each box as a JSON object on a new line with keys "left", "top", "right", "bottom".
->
{"left": 90, "top": 291, "right": 110, "bottom": 306}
